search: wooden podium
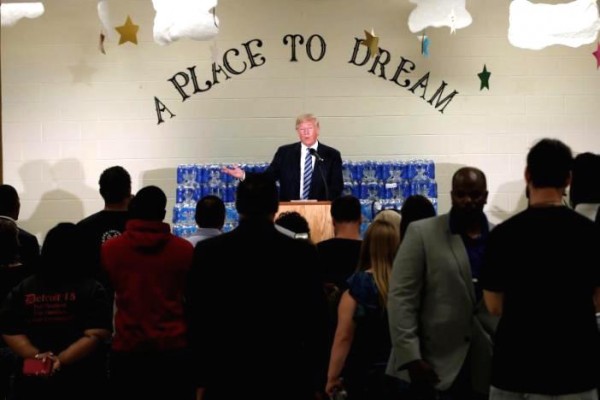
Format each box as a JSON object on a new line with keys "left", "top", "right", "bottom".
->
{"left": 276, "top": 201, "right": 334, "bottom": 243}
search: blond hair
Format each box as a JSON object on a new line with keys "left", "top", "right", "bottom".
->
{"left": 295, "top": 113, "right": 319, "bottom": 128}
{"left": 373, "top": 209, "right": 401, "bottom": 236}
{"left": 357, "top": 220, "right": 400, "bottom": 308}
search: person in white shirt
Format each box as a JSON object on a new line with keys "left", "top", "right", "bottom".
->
{"left": 186, "top": 195, "right": 225, "bottom": 247}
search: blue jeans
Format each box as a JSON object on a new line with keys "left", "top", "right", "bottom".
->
{"left": 490, "top": 386, "right": 598, "bottom": 400}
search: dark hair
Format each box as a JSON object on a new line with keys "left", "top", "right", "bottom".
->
{"left": 235, "top": 173, "right": 279, "bottom": 218}
{"left": 330, "top": 195, "right": 361, "bottom": 222}
{"left": 275, "top": 211, "right": 310, "bottom": 235}
{"left": 195, "top": 195, "right": 226, "bottom": 229}
{"left": 128, "top": 186, "right": 167, "bottom": 221}
{"left": 400, "top": 195, "right": 436, "bottom": 239}
{"left": 0, "top": 219, "right": 19, "bottom": 266}
{"left": 0, "top": 184, "right": 20, "bottom": 218}
{"left": 570, "top": 152, "right": 600, "bottom": 207}
{"left": 99, "top": 166, "right": 131, "bottom": 204}
{"left": 40, "top": 223, "right": 84, "bottom": 279}
{"left": 527, "top": 138, "right": 573, "bottom": 189}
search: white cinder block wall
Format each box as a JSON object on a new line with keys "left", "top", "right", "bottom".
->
{"left": 2, "top": 0, "right": 600, "bottom": 240}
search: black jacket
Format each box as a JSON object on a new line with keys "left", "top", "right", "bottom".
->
{"left": 263, "top": 142, "right": 343, "bottom": 201}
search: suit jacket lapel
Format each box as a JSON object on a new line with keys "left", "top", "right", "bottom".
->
{"left": 291, "top": 143, "right": 301, "bottom": 198}
{"left": 310, "top": 144, "right": 326, "bottom": 198}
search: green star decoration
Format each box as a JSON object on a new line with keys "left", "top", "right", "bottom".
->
{"left": 478, "top": 65, "right": 491, "bottom": 90}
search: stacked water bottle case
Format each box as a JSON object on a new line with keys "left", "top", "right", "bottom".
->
{"left": 173, "top": 160, "right": 437, "bottom": 239}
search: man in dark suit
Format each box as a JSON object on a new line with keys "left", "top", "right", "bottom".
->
{"left": 186, "top": 173, "right": 327, "bottom": 400}
{"left": 0, "top": 184, "right": 40, "bottom": 274}
{"left": 223, "top": 113, "right": 344, "bottom": 201}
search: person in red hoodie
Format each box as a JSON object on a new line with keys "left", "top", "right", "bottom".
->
{"left": 101, "top": 185, "right": 194, "bottom": 400}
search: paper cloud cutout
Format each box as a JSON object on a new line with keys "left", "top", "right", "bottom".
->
{"left": 1, "top": 2, "right": 44, "bottom": 27}
{"left": 97, "top": 0, "right": 115, "bottom": 40}
{"left": 152, "top": 0, "right": 219, "bottom": 46}
{"left": 509, "top": 0, "right": 600, "bottom": 50}
{"left": 407, "top": 0, "right": 472, "bottom": 33}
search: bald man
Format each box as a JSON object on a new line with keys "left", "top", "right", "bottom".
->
{"left": 386, "top": 167, "right": 497, "bottom": 400}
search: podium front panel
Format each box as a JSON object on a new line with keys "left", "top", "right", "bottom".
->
{"left": 276, "top": 201, "right": 333, "bottom": 243}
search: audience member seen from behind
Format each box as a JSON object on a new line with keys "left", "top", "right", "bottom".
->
{"left": 186, "top": 173, "right": 327, "bottom": 400}
{"left": 569, "top": 152, "right": 600, "bottom": 221}
{"left": 101, "top": 186, "right": 194, "bottom": 400}
{"left": 399, "top": 195, "right": 436, "bottom": 240}
{"left": 77, "top": 166, "right": 132, "bottom": 286}
{"left": 0, "top": 219, "right": 24, "bottom": 300}
{"left": 186, "top": 195, "right": 225, "bottom": 247}
{"left": 326, "top": 220, "right": 400, "bottom": 400}
{"left": 0, "top": 219, "right": 21, "bottom": 400}
{"left": 481, "top": 139, "right": 600, "bottom": 400}
{"left": 317, "top": 195, "right": 363, "bottom": 376}
{"left": 275, "top": 211, "right": 311, "bottom": 240}
{"left": 387, "top": 167, "right": 496, "bottom": 400}
{"left": 0, "top": 185, "right": 42, "bottom": 400}
{"left": 222, "top": 114, "right": 344, "bottom": 201}
{"left": 318, "top": 195, "right": 363, "bottom": 292}
{"left": 0, "top": 184, "right": 40, "bottom": 275}
{"left": 0, "top": 223, "right": 112, "bottom": 400}
{"left": 0, "top": 219, "right": 19, "bottom": 267}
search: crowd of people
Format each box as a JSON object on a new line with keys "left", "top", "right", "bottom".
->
{"left": 0, "top": 134, "right": 598, "bottom": 400}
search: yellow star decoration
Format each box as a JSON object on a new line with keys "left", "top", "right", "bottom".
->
{"left": 115, "top": 16, "right": 139, "bottom": 45}
{"left": 361, "top": 29, "right": 380, "bottom": 58}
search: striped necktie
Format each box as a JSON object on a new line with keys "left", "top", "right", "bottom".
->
{"left": 302, "top": 151, "right": 313, "bottom": 200}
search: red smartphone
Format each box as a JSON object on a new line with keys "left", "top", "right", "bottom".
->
{"left": 22, "top": 358, "right": 53, "bottom": 376}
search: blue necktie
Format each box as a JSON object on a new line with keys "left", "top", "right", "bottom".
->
{"left": 302, "top": 151, "right": 313, "bottom": 200}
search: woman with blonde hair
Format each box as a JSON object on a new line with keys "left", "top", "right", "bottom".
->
{"left": 373, "top": 209, "right": 401, "bottom": 236}
{"left": 326, "top": 219, "right": 400, "bottom": 400}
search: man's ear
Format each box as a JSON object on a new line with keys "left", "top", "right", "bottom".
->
{"left": 524, "top": 167, "right": 531, "bottom": 184}
{"left": 564, "top": 171, "right": 572, "bottom": 188}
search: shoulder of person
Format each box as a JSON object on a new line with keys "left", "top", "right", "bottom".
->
{"left": 170, "top": 234, "right": 195, "bottom": 250}
{"left": 18, "top": 228, "right": 39, "bottom": 244}
{"left": 279, "top": 142, "right": 300, "bottom": 152}
{"left": 76, "top": 210, "right": 103, "bottom": 227}
{"left": 317, "top": 142, "right": 340, "bottom": 154}
{"left": 277, "top": 231, "right": 315, "bottom": 250}
{"left": 193, "top": 229, "right": 232, "bottom": 252}
{"left": 402, "top": 214, "right": 445, "bottom": 240}
{"left": 418, "top": 213, "right": 445, "bottom": 228}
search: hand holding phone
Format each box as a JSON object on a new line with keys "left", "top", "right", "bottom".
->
{"left": 23, "top": 356, "right": 53, "bottom": 376}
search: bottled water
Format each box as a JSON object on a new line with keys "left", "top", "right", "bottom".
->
{"left": 173, "top": 160, "right": 438, "bottom": 238}
{"left": 411, "top": 162, "right": 437, "bottom": 198}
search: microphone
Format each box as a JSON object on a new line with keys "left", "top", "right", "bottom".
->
{"left": 308, "top": 148, "right": 329, "bottom": 200}
{"left": 308, "top": 148, "right": 324, "bottom": 162}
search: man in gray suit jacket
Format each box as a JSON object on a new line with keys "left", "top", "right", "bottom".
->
{"left": 387, "top": 167, "right": 497, "bottom": 400}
